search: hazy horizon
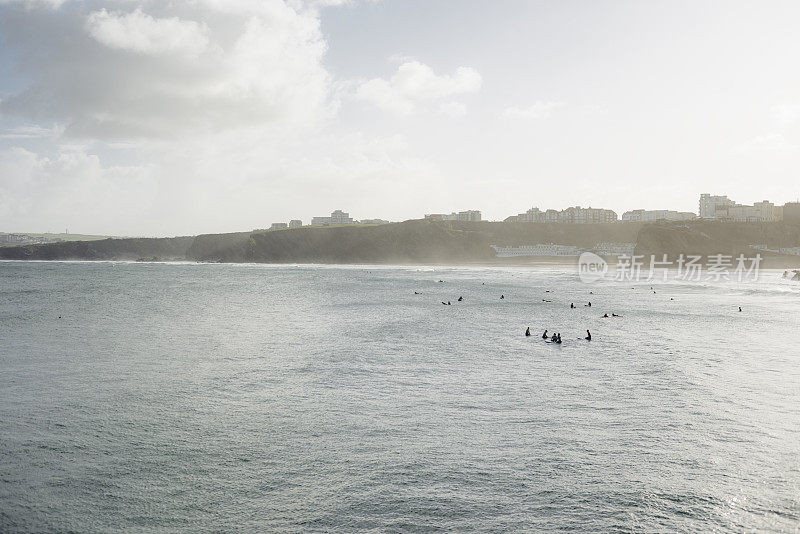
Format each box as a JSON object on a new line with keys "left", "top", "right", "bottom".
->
{"left": 2, "top": 0, "right": 800, "bottom": 236}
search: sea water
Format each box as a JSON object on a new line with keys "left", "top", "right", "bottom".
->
{"left": 1, "top": 261, "right": 798, "bottom": 532}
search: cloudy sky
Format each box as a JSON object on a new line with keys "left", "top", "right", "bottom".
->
{"left": 1, "top": 0, "right": 799, "bottom": 236}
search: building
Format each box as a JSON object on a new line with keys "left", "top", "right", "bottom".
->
{"left": 700, "top": 194, "right": 785, "bottom": 222}
{"left": 591, "top": 242, "right": 636, "bottom": 256}
{"left": 784, "top": 202, "right": 800, "bottom": 224}
{"left": 360, "top": 219, "right": 391, "bottom": 225}
{"left": 424, "top": 210, "right": 482, "bottom": 222}
{"left": 699, "top": 194, "right": 736, "bottom": 218}
{"left": 558, "top": 206, "right": 618, "bottom": 224}
{"left": 0, "top": 233, "right": 28, "bottom": 244}
{"left": 699, "top": 194, "right": 785, "bottom": 222}
{"left": 270, "top": 222, "right": 288, "bottom": 230}
{"left": 506, "top": 206, "right": 616, "bottom": 224}
{"left": 288, "top": 220, "right": 302, "bottom": 228}
{"left": 491, "top": 244, "right": 580, "bottom": 257}
{"left": 311, "top": 210, "right": 355, "bottom": 226}
{"left": 724, "top": 201, "right": 781, "bottom": 222}
{"left": 515, "top": 207, "right": 545, "bottom": 223}
{"left": 621, "top": 209, "right": 696, "bottom": 222}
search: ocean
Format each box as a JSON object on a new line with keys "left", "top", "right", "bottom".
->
{"left": 1, "top": 261, "right": 798, "bottom": 532}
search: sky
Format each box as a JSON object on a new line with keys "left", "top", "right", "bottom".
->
{"left": 1, "top": 0, "right": 799, "bottom": 236}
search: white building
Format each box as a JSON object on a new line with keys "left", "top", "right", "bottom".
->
{"left": 425, "top": 210, "right": 482, "bottom": 222}
{"left": 699, "top": 194, "right": 736, "bottom": 219}
{"left": 0, "top": 233, "right": 28, "bottom": 243}
{"left": 270, "top": 222, "right": 288, "bottom": 229}
{"left": 311, "top": 210, "right": 355, "bottom": 226}
{"left": 288, "top": 220, "right": 302, "bottom": 228}
{"left": 621, "top": 209, "right": 696, "bottom": 222}
{"left": 491, "top": 244, "right": 580, "bottom": 257}
{"left": 558, "top": 206, "right": 618, "bottom": 224}
{"left": 506, "top": 206, "right": 616, "bottom": 223}
{"left": 591, "top": 242, "right": 636, "bottom": 256}
{"left": 699, "top": 194, "right": 783, "bottom": 222}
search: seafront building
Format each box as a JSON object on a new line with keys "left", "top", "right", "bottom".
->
{"left": 491, "top": 244, "right": 580, "bottom": 257}
{"left": 592, "top": 242, "right": 636, "bottom": 256}
{"left": 505, "top": 206, "right": 617, "bottom": 224}
{"left": 491, "top": 242, "right": 635, "bottom": 257}
{"left": 270, "top": 222, "right": 288, "bottom": 229}
{"left": 311, "top": 210, "right": 355, "bottom": 226}
{"left": 288, "top": 220, "right": 302, "bottom": 228}
{"left": 621, "top": 209, "right": 696, "bottom": 222}
{"left": 424, "top": 210, "right": 482, "bottom": 222}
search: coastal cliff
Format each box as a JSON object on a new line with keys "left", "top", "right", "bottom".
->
{"left": 0, "top": 236, "right": 194, "bottom": 261}
{"left": 635, "top": 221, "right": 800, "bottom": 261}
{"left": 244, "top": 220, "right": 643, "bottom": 263}
{"left": 2, "top": 219, "right": 799, "bottom": 266}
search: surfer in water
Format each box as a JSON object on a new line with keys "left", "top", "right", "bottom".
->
{"left": 556, "top": 333, "right": 562, "bottom": 344}
{"left": 500, "top": 294, "right": 505, "bottom": 300}
{"left": 542, "top": 330, "right": 548, "bottom": 339}
{"left": 585, "top": 330, "right": 592, "bottom": 341}
{"left": 570, "top": 303, "right": 575, "bottom": 309}
{"left": 525, "top": 327, "right": 531, "bottom": 337}
{"left": 612, "top": 313, "right": 622, "bottom": 317}
{"left": 738, "top": 306, "right": 742, "bottom": 312}
{"left": 458, "top": 296, "right": 463, "bottom": 302}
{"left": 551, "top": 332, "right": 558, "bottom": 341}
{"left": 602, "top": 313, "right": 609, "bottom": 318}
{"left": 585, "top": 301, "right": 592, "bottom": 307}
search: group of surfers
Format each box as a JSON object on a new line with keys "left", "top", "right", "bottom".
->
{"left": 524, "top": 327, "right": 591, "bottom": 343}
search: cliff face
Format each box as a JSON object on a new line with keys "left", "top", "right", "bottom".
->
{"left": 244, "top": 220, "right": 646, "bottom": 264}
{"left": 245, "top": 220, "right": 494, "bottom": 263}
{"left": 0, "top": 236, "right": 195, "bottom": 261}
{"left": 635, "top": 221, "right": 800, "bottom": 261}
{"left": 185, "top": 232, "right": 252, "bottom": 262}
{"left": 2, "top": 220, "right": 799, "bottom": 265}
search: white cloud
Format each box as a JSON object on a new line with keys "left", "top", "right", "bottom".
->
{"left": 0, "top": 0, "right": 66, "bottom": 8}
{"left": 357, "top": 60, "right": 481, "bottom": 115}
{"left": 0, "top": 146, "right": 158, "bottom": 232}
{"left": 734, "top": 133, "right": 798, "bottom": 154}
{"left": 86, "top": 9, "right": 211, "bottom": 56}
{"left": 0, "top": 0, "right": 452, "bottom": 235}
{"left": 503, "top": 101, "right": 565, "bottom": 119}
{"left": 0, "top": 125, "right": 61, "bottom": 139}
{"left": 0, "top": 0, "right": 332, "bottom": 139}
{"left": 438, "top": 101, "right": 467, "bottom": 118}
